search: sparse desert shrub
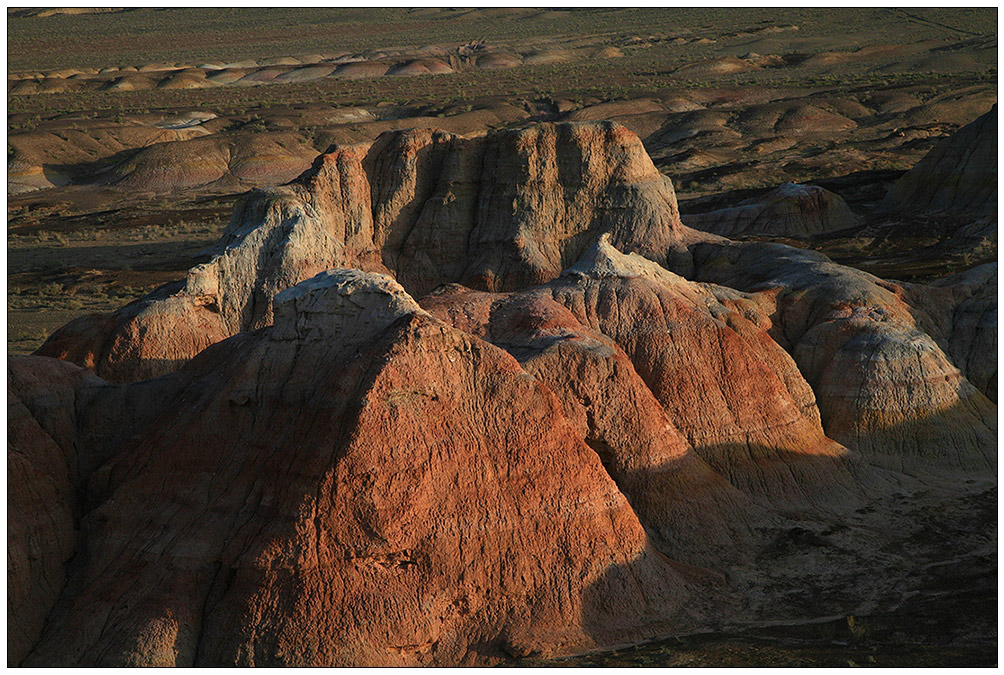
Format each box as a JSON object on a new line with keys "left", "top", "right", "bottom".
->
{"left": 243, "top": 115, "right": 268, "bottom": 132}
{"left": 37, "top": 231, "right": 69, "bottom": 246}
{"left": 960, "top": 236, "right": 997, "bottom": 268}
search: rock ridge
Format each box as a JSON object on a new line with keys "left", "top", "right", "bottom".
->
{"left": 37, "top": 121, "right": 713, "bottom": 382}
{"left": 270, "top": 269, "right": 427, "bottom": 346}
{"left": 883, "top": 104, "right": 997, "bottom": 217}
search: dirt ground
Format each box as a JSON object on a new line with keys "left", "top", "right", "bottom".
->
{"left": 526, "top": 484, "right": 997, "bottom": 667}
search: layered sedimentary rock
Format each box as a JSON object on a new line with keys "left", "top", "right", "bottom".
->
{"left": 109, "top": 133, "right": 317, "bottom": 192}
{"left": 883, "top": 105, "right": 997, "bottom": 217}
{"left": 33, "top": 120, "right": 996, "bottom": 471}
{"left": 538, "top": 238, "right": 853, "bottom": 502}
{"left": 682, "top": 241, "right": 996, "bottom": 472}
{"left": 867, "top": 262, "right": 998, "bottom": 404}
{"left": 21, "top": 270, "right": 699, "bottom": 667}
{"left": 421, "top": 263, "right": 770, "bottom": 564}
{"left": 13, "top": 121, "right": 997, "bottom": 666}
{"left": 7, "top": 148, "right": 66, "bottom": 194}
{"left": 35, "top": 282, "right": 232, "bottom": 383}
{"left": 421, "top": 237, "right": 861, "bottom": 562}
{"left": 14, "top": 249, "right": 996, "bottom": 667}
{"left": 912, "top": 263, "right": 998, "bottom": 402}
{"left": 31, "top": 119, "right": 997, "bottom": 471}
{"left": 37, "top": 121, "right": 711, "bottom": 382}
{"left": 682, "top": 182, "right": 861, "bottom": 238}
{"left": 7, "top": 358, "right": 86, "bottom": 665}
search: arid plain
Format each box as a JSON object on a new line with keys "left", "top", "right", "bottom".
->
{"left": 7, "top": 7, "right": 997, "bottom": 667}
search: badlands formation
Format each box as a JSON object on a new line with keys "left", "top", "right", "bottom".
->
{"left": 11, "top": 117, "right": 997, "bottom": 666}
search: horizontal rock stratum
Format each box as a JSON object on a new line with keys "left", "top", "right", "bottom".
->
{"left": 37, "top": 121, "right": 712, "bottom": 382}
{"left": 13, "top": 121, "right": 997, "bottom": 666}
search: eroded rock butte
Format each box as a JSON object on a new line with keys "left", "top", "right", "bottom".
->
{"left": 12, "top": 120, "right": 996, "bottom": 666}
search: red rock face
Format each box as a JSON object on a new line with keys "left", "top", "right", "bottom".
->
{"left": 535, "top": 239, "right": 852, "bottom": 504}
{"left": 462, "top": 122, "right": 687, "bottom": 290}
{"left": 686, "top": 240, "right": 996, "bottom": 473}
{"left": 10, "top": 256, "right": 998, "bottom": 666}
{"left": 421, "top": 283, "right": 770, "bottom": 566}
{"left": 37, "top": 121, "right": 711, "bottom": 383}
{"left": 13, "top": 121, "right": 997, "bottom": 666}
{"left": 21, "top": 271, "right": 698, "bottom": 667}
{"left": 35, "top": 284, "right": 231, "bottom": 383}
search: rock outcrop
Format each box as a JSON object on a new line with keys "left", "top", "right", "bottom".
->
{"left": 8, "top": 360, "right": 81, "bottom": 665}
{"left": 11, "top": 252, "right": 997, "bottom": 666}
{"left": 37, "top": 121, "right": 713, "bottom": 382}
{"left": 682, "top": 182, "right": 861, "bottom": 238}
{"left": 6, "top": 355, "right": 124, "bottom": 665}
{"left": 540, "top": 238, "right": 854, "bottom": 503}
{"left": 900, "top": 263, "right": 998, "bottom": 402}
{"left": 421, "top": 268, "right": 772, "bottom": 565}
{"left": 682, "top": 241, "right": 996, "bottom": 473}
{"left": 420, "top": 236, "right": 864, "bottom": 564}
{"left": 21, "top": 270, "right": 701, "bottom": 667}
{"left": 34, "top": 281, "right": 232, "bottom": 383}
{"left": 883, "top": 105, "right": 997, "bottom": 217}
{"left": 13, "top": 120, "right": 997, "bottom": 666}
{"left": 31, "top": 120, "right": 996, "bottom": 473}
